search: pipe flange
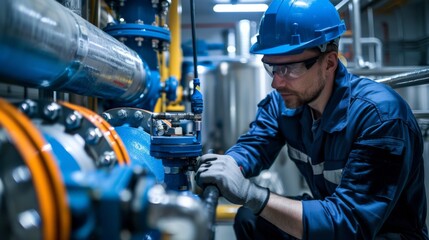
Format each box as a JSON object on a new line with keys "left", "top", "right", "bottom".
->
{"left": 14, "top": 100, "right": 129, "bottom": 169}
{"left": 102, "top": 107, "right": 170, "bottom": 134}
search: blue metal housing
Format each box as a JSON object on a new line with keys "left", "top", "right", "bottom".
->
{"left": 115, "top": 125, "right": 165, "bottom": 182}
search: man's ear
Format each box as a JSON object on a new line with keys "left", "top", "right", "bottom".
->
{"left": 325, "top": 52, "right": 339, "bottom": 73}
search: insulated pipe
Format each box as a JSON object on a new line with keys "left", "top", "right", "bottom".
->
{"left": 0, "top": 0, "right": 149, "bottom": 106}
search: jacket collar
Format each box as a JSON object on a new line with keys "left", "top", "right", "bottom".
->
{"left": 321, "top": 61, "right": 351, "bottom": 133}
{"left": 280, "top": 61, "right": 351, "bottom": 133}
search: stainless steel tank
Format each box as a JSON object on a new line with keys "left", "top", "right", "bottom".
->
{"left": 199, "top": 19, "right": 273, "bottom": 152}
{"left": 200, "top": 59, "right": 273, "bottom": 152}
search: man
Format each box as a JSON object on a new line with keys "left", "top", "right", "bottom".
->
{"left": 196, "top": 0, "right": 428, "bottom": 239}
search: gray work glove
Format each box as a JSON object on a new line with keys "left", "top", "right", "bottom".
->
{"left": 196, "top": 153, "right": 270, "bottom": 215}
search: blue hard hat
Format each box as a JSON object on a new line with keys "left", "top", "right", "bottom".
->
{"left": 250, "top": 0, "right": 346, "bottom": 55}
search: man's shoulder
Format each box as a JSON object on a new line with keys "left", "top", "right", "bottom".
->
{"left": 350, "top": 77, "right": 412, "bottom": 121}
{"left": 351, "top": 77, "right": 395, "bottom": 98}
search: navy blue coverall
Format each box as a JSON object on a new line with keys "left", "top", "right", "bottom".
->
{"left": 227, "top": 62, "right": 428, "bottom": 239}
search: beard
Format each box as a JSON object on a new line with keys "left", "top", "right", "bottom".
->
{"left": 282, "top": 68, "right": 326, "bottom": 109}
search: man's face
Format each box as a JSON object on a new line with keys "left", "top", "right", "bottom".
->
{"left": 262, "top": 50, "right": 326, "bottom": 109}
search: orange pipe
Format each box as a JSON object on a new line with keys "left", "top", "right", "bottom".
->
{"left": 0, "top": 99, "right": 70, "bottom": 240}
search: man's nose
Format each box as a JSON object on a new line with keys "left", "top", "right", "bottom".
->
{"left": 271, "top": 74, "right": 283, "bottom": 89}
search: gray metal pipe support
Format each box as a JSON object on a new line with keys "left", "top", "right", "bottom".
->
{"left": 0, "top": 0, "right": 148, "bottom": 105}
{"left": 350, "top": 0, "right": 365, "bottom": 68}
{"left": 340, "top": 37, "right": 383, "bottom": 67}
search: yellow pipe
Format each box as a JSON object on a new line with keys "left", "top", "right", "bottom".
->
{"left": 154, "top": 96, "right": 163, "bottom": 113}
{"left": 216, "top": 204, "right": 240, "bottom": 223}
{"left": 166, "top": 0, "right": 185, "bottom": 112}
{"left": 168, "top": 0, "right": 182, "bottom": 80}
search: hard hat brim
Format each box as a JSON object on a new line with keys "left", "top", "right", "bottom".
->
{"left": 250, "top": 42, "right": 305, "bottom": 56}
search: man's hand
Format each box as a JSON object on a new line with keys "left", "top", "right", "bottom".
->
{"left": 195, "top": 153, "right": 270, "bottom": 214}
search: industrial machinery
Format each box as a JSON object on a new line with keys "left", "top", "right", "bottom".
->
{"left": 0, "top": 0, "right": 217, "bottom": 239}
{"left": 1, "top": 0, "right": 429, "bottom": 239}
{"left": 0, "top": 99, "right": 209, "bottom": 240}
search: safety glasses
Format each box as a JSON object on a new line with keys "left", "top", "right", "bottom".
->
{"left": 262, "top": 55, "right": 320, "bottom": 79}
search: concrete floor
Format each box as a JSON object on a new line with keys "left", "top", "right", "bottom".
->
{"left": 214, "top": 198, "right": 238, "bottom": 240}
{"left": 215, "top": 224, "right": 236, "bottom": 240}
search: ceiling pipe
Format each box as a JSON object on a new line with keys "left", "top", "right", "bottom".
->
{"left": 335, "top": 0, "right": 350, "bottom": 11}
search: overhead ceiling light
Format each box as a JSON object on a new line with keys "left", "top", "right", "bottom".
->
{"left": 213, "top": 3, "right": 268, "bottom": 12}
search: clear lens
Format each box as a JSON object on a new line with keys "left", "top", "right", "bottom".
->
{"left": 286, "top": 63, "right": 307, "bottom": 78}
{"left": 263, "top": 62, "right": 274, "bottom": 77}
{"left": 263, "top": 62, "right": 307, "bottom": 79}
{"left": 262, "top": 55, "right": 320, "bottom": 79}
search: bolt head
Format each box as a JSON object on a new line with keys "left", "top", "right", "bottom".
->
{"left": 117, "top": 109, "right": 128, "bottom": 119}
{"left": 98, "top": 151, "right": 116, "bottom": 166}
{"left": 65, "top": 112, "right": 82, "bottom": 130}
{"left": 42, "top": 103, "right": 61, "bottom": 121}
{"left": 85, "top": 128, "right": 102, "bottom": 145}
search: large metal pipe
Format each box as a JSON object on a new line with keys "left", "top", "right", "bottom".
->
{"left": 0, "top": 0, "right": 150, "bottom": 106}
{"left": 376, "top": 68, "right": 429, "bottom": 89}
{"left": 349, "top": 66, "right": 428, "bottom": 77}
